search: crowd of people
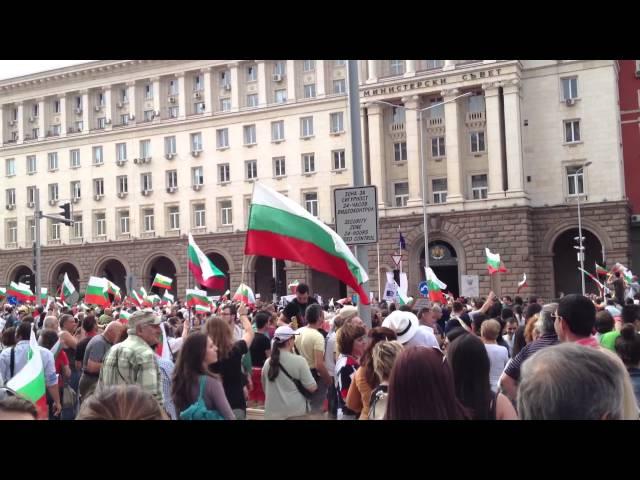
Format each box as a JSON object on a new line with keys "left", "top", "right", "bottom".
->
{"left": 0, "top": 277, "right": 639, "bottom": 421}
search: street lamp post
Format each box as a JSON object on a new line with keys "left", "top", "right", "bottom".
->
{"left": 367, "top": 92, "right": 472, "bottom": 273}
{"left": 575, "top": 161, "right": 592, "bottom": 296}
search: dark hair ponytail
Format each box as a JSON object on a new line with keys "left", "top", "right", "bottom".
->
{"left": 615, "top": 324, "right": 640, "bottom": 367}
{"left": 268, "top": 339, "right": 287, "bottom": 381}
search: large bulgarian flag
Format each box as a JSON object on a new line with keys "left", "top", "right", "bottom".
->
{"left": 425, "top": 267, "right": 447, "bottom": 304}
{"left": 233, "top": 283, "right": 256, "bottom": 306}
{"left": 6, "top": 327, "right": 48, "bottom": 419}
{"left": 245, "top": 182, "right": 369, "bottom": 305}
{"left": 188, "top": 233, "right": 226, "bottom": 290}
{"left": 8, "top": 281, "right": 34, "bottom": 303}
{"left": 186, "top": 288, "right": 210, "bottom": 308}
{"left": 485, "top": 248, "right": 508, "bottom": 274}
{"left": 60, "top": 273, "right": 77, "bottom": 303}
{"left": 85, "top": 277, "right": 110, "bottom": 306}
{"left": 152, "top": 273, "right": 173, "bottom": 290}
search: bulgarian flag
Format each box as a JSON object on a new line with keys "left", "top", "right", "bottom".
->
{"left": 425, "top": 267, "right": 447, "bottom": 304}
{"left": 155, "top": 323, "right": 173, "bottom": 361}
{"left": 147, "top": 294, "right": 162, "bottom": 305}
{"left": 60, "top": 273, "right": 76, "bottom": 303}
{"left": 579, "top": 267, "right": 606, "bottom": 293}
{"left": 131, "top": 290, "right": 144, "bottom": 307}
{"left": 50, "top": 338, "right": 63, "bottom": 360}
{"left": 396, "top": 283, "right": 413, "bottom": 306}
{"left": 221, "top": 289, "right": 231, "bottom": 301}
{"left": 245, "top": 182, "right": 370, "bottom": 305}
{"left": 485, "top": 248, "right": 508, "bottom": 274}
{"left": 85, "top": 277, "right": 110, "bottom": 306}
{"left": 233, "top": 283, "right": 256, "bottom": 306}
{"left": 6, "top": 328, "right": 48, "bottom": 419}
{"left": 162, "top": 291, "right": 174, "bottom": 304}
{"left": 288, "top": 280, "right": 300, "bottom": 294}
{"left": 188, "top": 233, "right": 226, "bottom": 290}
{"left": 40, "top": 288, "right": 48, "bottom": 305}
{"left": 186, "top": 288, "right": 209, "bottom": 308}
{"left": 107, "top": 281, "right": 122, "bottom": 301}
{"left": 195, "top": 304, "right": 211, "bottom": 314}
{"left": 118, "top": 310, "right": 131, "bottom": 325}
{"left": 8, "top": 281, "right": 34, "bottom": 302}
{"left": 152, "top": 273, "right": 173, "bottom": 290}
{"left": 595, "top": 263, "right": 608, "bottom": 277}
{"left": 517, "top": 273, "right": 528, "bottom": 293}
{"left": 0, "top": 287, "right": 6, "bottom": 300}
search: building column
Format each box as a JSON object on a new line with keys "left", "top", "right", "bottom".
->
{"left": 367, "top": 104, "right": 387, "bottom": 208}
{"left": 17, "top": 102, "right": 24, "bottom": 144}
{"left": 37, "top": 98, "right": 46, "bottom": 140}
{"left": 126, "top": 81, "right": 137, "bottom": 124}
{"left": 443, "top": 60, "right": 457, "bottom": 71}
{"left": 104, "top": 87, "right": 113, "bottom": 130}
{"left": 367, "top": 60, "right": 378, "bottom": 83}
{"left": 503, "top": 79, "right": 525, "bottom": 196}
{"left": 257, "top": 61, "right": 268, "bottom": 107}
{"left": 151, "top": 77, "right": 161, "bottom": 119}
{"left": 81, "top": 90, "right": 89, "bottom": 132}
{"left": 230, "top": 63, "right": 240, "bottom": 111}
{"left": 483, "top": 82, "right": 504, "bottom": 199}
{"left": 58, "top": 95, "right": 67, "bottom": 137}
{"left": 402, "top": 95, "right": 423, "bottom": 207}
{"left": 316, "top": 60, "right": 326, "bottom": 97}
{"left": 0, "top": 104, "right": 4, "bottom": 144}
{"left": 404, "top": 60, "right": 416, "bottom": 78}
{"left": 442, "top": 88, "right": 464, "bottom": 203}
{"left": 286, "top": 60, "right": 296, "bottom": 102}
{"left": 202, "top": 67, "right": 213, "bottom": 115}
{"left": 176, "top": 73, "right": 186, "bottom": 120}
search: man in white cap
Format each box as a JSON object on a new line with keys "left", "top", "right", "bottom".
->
{"left": 382, "top": 310, "right": 440, "bottom": 350}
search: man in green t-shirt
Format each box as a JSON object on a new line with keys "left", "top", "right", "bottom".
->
{"left": 600, "top": 304, "right": 640, "bottom": 351}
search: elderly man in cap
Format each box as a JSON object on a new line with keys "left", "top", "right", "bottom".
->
{"left": 97, "top": 310, "right": 163, "bottom": 408}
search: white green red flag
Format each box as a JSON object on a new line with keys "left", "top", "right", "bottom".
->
{"left": 485, "top": 248, "right": 508, "bottom": 274}
{"left": 162, "top": 291, "right": 174, "bottom": 303}
{"left": 395, "top": 283, "right": 413, "bottom": 306}
{"left": 595, "top": 263, "right": 608, "bottom": 277}
{"left": 0, "top": 287, "right": 6, "bottom": 300}
{"left": 107, "top": 281, "right": 122, "bottom": 301}
{"left": 155, "top": 323, "right": 173, "bottom": 361}
{"left": 7, "top": 281, "right": 34, "bottom": 302}
{"left": 517, "top": 273, "right": 528, "bottom": 293}
{"left": 6, "top": 327, "right": 48, "bottom": 419}
{"left": 579, "top": 267, "right": 606, "bottom": 293}
{"left": 221, "top": 289, "right": 231, "bottom": 301}
{"left": 425, "top": 267, "right": 447, "bottom": 304}
{"left": 188, "top": 233, "right": 226, "bottom": 290}
{"left": 245, "top": 182, "right": 369, "bottom": 304}
{"left": 152, "top": 273, "right": 173, "bottom": 290}
{"left": 61, "top": 273, "right": 76, "bottom": 303}
{"left": 40, "top": 288, "right": 48, "bottom": 305}
{"left": 118, "top": 310, "right": 131, "bottom": 325}
{"left": 195, "top": 304, "right": 211, "bottom": 314}
{"left": 233, "top": 283, "right": 256, "bottom": 306}
{"left": 147, "top": 294, "right": 162, "bottom": 305}
{"left": 131, "top": 290, "right": 144, "bottom": 307}
{"left": 85, "top": 277, "right": 110, "bottom": 306}
{"left": 186, "top": 288, "right": 209, "bottom": 307}
{"left": 288, "top": 280, "right": 300, "bottom": 294}
{"left": 50, "top": 338, "right": 63, "bottom": 360}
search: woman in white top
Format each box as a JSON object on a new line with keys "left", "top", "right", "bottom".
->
{"left": 480, "top": 320, "right": 510, "bottom": 392}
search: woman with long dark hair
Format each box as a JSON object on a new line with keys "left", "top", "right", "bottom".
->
{"left": 447, "top": 334, "right": 517, "bottom": 420}
{"left": 171, "top": 332, "right": 235, "bottom": 420}
{"left": 385, "top": 346, "right": 469, "bottom": 420}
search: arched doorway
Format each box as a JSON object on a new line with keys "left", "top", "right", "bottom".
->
{"left": 147, "top": 256, "right": 178, "bottom": 296}
{"left": 204, "top": 253, "right": 230, "bottom": 296}
{"left": 11, "top": 266, "right": 35, "bottom": 293}
{"left": 420, "top": 241, "right": 459, "bottom": 297}
{"left": 254, "top": 256, "right": 286, "bottom": 301}
{"left": 553, "top": 228, "right": 603, "bottom": 296}
{"left": 51, "top": 263, "right": 80, "bottom": 296}
{"left": 311, "top": 270, "right": 346, "bottom": 303}
{"left": 96, "top": 259, "right": 127, "bottom": 296}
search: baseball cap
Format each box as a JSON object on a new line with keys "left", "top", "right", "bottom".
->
{"left": 273, "top": 325, "right": 299, "bottom": 343}
{"left": 127, "top": 309, "right": 162, "bottom": 332}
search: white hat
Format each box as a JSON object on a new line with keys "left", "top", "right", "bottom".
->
{"left": 273, "top": 325, "right": 299, "bottom": 343}
{"left": 382, "top": 310, "right": 419, "bottom": 345}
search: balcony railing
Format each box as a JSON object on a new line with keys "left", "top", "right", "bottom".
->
{"left": 465, "top": 111, "right": 485, "bottom": 127}
{"left": 141, "top": 231, "right": 156, "bottom": 239}
{"left": 165, "top": 229, "right": 180, "bottom": 237}
{"left": 389, "top": 122, "right": 406, "bottom": 141}
{"left": 191, "top": 227, "right": 207, "bottom": 235}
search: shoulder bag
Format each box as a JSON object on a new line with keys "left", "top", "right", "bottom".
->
{"left": 180, "top": 375, "right": 225, "bottom": 420}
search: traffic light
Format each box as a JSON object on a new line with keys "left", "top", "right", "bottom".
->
{"left": 58, "top": 202, "right": 73, "bottom": 226}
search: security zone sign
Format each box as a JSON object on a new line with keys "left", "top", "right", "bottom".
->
{"left": 334, "top": 186, "right": 378, "bottom": 245}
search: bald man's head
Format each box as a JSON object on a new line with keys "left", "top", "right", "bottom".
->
{"left": 104, "top": 322, "right": 125, "bottom": 344}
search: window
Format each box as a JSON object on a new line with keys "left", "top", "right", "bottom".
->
{"left": 27, "top": 186, "right": 36, "bottom": 204}
{"left": 166, "top": 170, "right": 178, "bottom": 189}
{"left": 75, "top": 121, "right": 83, "bottom": 132}
{"left": 194, "top": 75, "right": 203, "bottom": 91}
{"left": 6, "top": 220, "right": 17, "bottom": 245}
{"left": 271, "top": 121, "right": 285, "bottom": 141}
{"left": 334, "top": 60, "right": 346, "bottom": 67}
{"left": 431, "top": 137, "right": 446, "bottom": 157}
{"left": 120, "top": 114, "right": 129, "bottom": 125}
{"left": 168, "top": 206, "right": 180, "bottom": 230}
{"left": 140, "top": 139, "right": 151, "bottom": 159}
{"left": 75, "top": 96, "right": 82, "bottom": 109}
{"left": 168, "top": 106, "right": 179, "bottom": 118}
{"left": 273, "top": 157, "right": 286, "bottom": 177}
{"left": 191, "top": 132, "right": 203, "bottom": 152}
{"left": 245, "top": 160, "right": 257, "bottom": 180}
{"left": 143, "top": 110, "right": 154, "bottom": 122}
{"left": 567, "top": 166, "right": 585, "bottom": 196}
{"left": 302, "top": 153, "right": 315, "bottom": 174}
{"left": 120, "top": 88, "right": 128, "bottom": 103}
{"left": 31, "top": 128, "right": 39, "bottom": 140}
{"left": 54, "top": 100, "right": 61, "bottom": 113}
{"left": 243, "top": 125, "right": 256, "bottom": 145}
{"left": 26, "top": 155, "right": 36, "bottom": 174}
{"left": 119, "top": 210, "right": 130, "bottom": 234}
{"left": 97, "top": 117, "right": 106, "bottom": 129}
{"left": 145, "top": 84, "right": 153, "bottom": 100}
{"left": 394, "top": 182, "right": 409, "bottom": 207}
{"left": 168, "top": 80, "right": 178, "bottom": 96}
{"left": 50, "top": 221, "right": 61, "bottom": 241}
{"left": 390, "top": 60, "right": 405, "bottom": 76}
{"left": 194, "top": 204, "right": 206, "bottom": 228}
{"left": 303, "top": 60, "right": 315, "bottom": 72}
{"left": 392, "top": 107, "right": 406, "bottom": 124}
{"left": 48, "top": 152, "right": 58, "bottom": 171}
{"left": 65, "top": 149, "right": 79, "bottom": 169}
{"left": 32, "top": 104, "right": 39, "bottom": 117}
{"left": 220, "top": 71, "right": 230, "bottom": 88}
{"left": 424, "top": 60, "right": 444, "bottom": 69}
{"left": 192, "top": 167, "right": 204, "bottom": 186}
{"left": 564, "top": 120, "right": 581, "bottom": 143}
{"left": 432, "top": 178, "right": 448, "bottom": 204}
{"left": 304, "top": 84, "right": 316, "bottom": 98}
{"left": 95, "top": 213, "right": 106, "bottom": 237}
{"left": 332, "top": 150, "right": 346, "bottom": 170}
{"left": 11, "top": 132, "right": 18, "bottom": 142}
{"left": 143, "top": 208, "right": 155, "bottom": 232}
{"left": 216, "top": 128, "right": 229, "bottom": 148}
{"left": 220, "top": 98, "right": 231, "bottom": 112}
{"left": 141, "top": 173, "right": 153, "bottom": 192}
{"left": 93, "top": 146, "right": 103, "bottom": 165}
{"left": 333, "top": 79, "right": 346, "bottom": 94}
{"left": 162, "top": 136, "right": 175, "bottom": 156}
{"left": 27, "top": 218, "right": 35, "bottom": 242}
{"left": 301, "top": 116, "right": 314, "bottom": 137}
{"left": 275, "top": 89, "right": 287, "bottom": 104}
{"left": 394, "top": 142, "right": 407, "bottom": 161}
{"left": 5, "top": 158, "right": 15, "bottom": 177}
{"left": 6, "top": 188, "right": 15, "bottom": 206}
{"left": 468, "top": 94, "right": 485, "bottom": 113}
{"left": 562, "top": 77, "right": 578, "bottom": 100}
{"left": 52, "top": 125, "right": 61, "bottom": 136}
{"left": 274, "top": 61, "right": 285, "bottom": 76}
{"left": 73, "top": 215, "right": 83, "bottom": 239}
{"left": 94, "top": 178, "right": 104, "bottom": 196}
{"left": 116, "top": 143, "right": 127, "bottom": 161}
{"left": 247, "top": 94, "right": 258, "bottom": 107}
{"left": 195, "top": 102, "right": 205, "bottom": 114}
{"left": 470, "top": 131, "right": 486, "bottom": 153}
{"left": 220, "top": 201, "right": 232, "bottom": 226}
{"left": 96, "top": 92, "right": 104, "bottom": 107}
{"left": 117, "top": 175, "right": 128, "bottom": 194}
{"left": 71, "top": 181, "right": 81, "bottom": 200}
{"left": 219, "top": 164, "right": 230, "bottom": 183}
{"left": 471, "top": 174, "right": 488, "bottom": 200}
{"left": 48, "top": 183, "right": 59, "bottom": 202}
{"left": 330, "top": 112, "right": 344, "bottom": 133}
{"left": 247, "top": 65, "right": 257, "bottom": 82}
{"left": 304, "top": 192, "right": 318, "bottom": 216}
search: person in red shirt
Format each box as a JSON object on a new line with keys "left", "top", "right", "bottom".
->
{"left": 39, "top": 330, "right": 71, "bottom": 420}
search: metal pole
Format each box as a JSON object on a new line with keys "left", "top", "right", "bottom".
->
{"left": 577, "top": 187, "right": 585, "bottom": 296}
{"left": 419, "top": 110, "right": 429, "bottom": 273}
{"left": 272, "top": 257, "right": 277, "bottom": 304}
{"left": 347, "top": 60, "right": 371, "bottom": 328}
{"left": 376, "top": 242, "right": 381, "bottom": 303}
{"left": 35, "top": 188, "right": 42, "bottom": 311}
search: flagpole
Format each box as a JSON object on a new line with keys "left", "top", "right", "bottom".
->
{"left": 187, "top": 240, "right": 192, "bottom": 329}
{"left": 376, "top": 242, "right": 381, "bottom": 303}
